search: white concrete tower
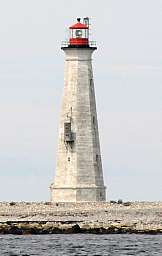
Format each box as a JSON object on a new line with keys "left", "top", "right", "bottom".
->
{"left": 50, "top": 18, "right": 106, "bottom": 202}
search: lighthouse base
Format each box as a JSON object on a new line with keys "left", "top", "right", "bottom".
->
{"left": 50, "top": 185, "right": 106, "bottom": 202}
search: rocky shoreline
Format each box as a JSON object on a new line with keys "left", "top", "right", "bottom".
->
{"left": 0, "top": 202, "right": 161, "bottom": 234}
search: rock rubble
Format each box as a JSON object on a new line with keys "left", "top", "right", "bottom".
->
{"left": 0, "top": 202, "right": 161, "bottom": 234}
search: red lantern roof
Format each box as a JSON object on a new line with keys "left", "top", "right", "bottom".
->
{"left": 69, "top": 20, "right": 88, "bottom": 29}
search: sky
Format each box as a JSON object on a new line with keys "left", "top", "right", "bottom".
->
{"left": 0, "top": 0, "right": 161, "bottom": 201}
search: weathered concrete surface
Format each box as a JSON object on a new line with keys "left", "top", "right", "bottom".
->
{"left": 50, "top": 47, "right": 106, "bottom": 202}
{"left": 0, "top": 202, "right": 161, "bottom": 234}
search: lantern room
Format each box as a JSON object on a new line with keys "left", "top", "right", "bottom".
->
{"left": 69, "top": 18, "right": 89, "bottom": 46}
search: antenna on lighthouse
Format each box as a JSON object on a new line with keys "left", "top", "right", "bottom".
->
{"left": 83, "top": 17, "right": 90, "bottom": 27}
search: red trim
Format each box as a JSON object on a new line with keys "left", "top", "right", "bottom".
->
{"left": 69, "top": 22, "right": 88, "bottom": 29}
{"left": 69, "top": 38, "right": 89, "bottom": 46}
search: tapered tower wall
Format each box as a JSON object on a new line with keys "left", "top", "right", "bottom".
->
{"left": 50, "top": 47, "right": 106, "bottom": 202}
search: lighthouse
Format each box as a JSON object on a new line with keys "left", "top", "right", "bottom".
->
{"left": 50, "top": 18, "right": 106, "bottom": 202}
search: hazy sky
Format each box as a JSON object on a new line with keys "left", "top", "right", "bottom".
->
{"left": 0, "top": 0, "right": 161, "bottom": 201}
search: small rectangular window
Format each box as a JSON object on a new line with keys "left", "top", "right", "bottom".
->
{"left": 64, "top": 122, "right": 74, "bottom": 143}
{"left": 64, "top": 122, "right": 71, "bottom": 135}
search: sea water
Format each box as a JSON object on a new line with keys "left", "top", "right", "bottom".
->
{"left": 0, "top": 234, "right": 162, "bottom": 255}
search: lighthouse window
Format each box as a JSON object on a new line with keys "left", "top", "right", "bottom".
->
{"left": 75, "top": 29, "right": 82, "bottom": 38}
{"left": 64, "top": 122, "right": 74, "bottom": 143}
{"left": 64, "top": 122, "right": 71, "bottom": 134}
{"left": 90, "top": 78, "right": 93, "bottom": 87}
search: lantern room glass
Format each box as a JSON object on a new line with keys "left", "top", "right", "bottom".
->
{"left": 70, "top": 29, "right": 88, "bottom": 39}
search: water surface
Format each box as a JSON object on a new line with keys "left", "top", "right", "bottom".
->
{"left": 0, "top": 234, "right": 162, "bottom": 255}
